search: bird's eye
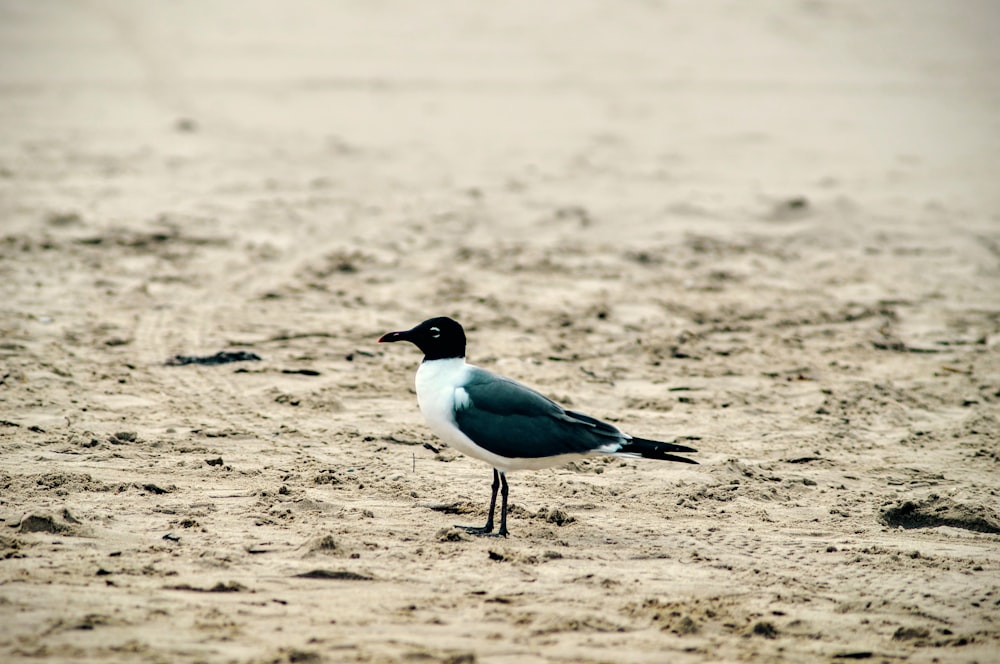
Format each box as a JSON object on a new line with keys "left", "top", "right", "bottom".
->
{"left": 429, "top": 326, "right": 441, "bottom": 338}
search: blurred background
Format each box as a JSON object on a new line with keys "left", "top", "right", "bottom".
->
{"left": 2, "top": 0, "right": 998, "bottom": 234}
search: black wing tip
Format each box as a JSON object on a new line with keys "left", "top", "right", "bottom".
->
{"left": 630, "top": 437, "right": 699, "bottom": 454}
{"left": 620, "top": 437, "right": 699, "bottom": 464}
{"left": 632, "top": 449, "right": 699, "bottom": 464}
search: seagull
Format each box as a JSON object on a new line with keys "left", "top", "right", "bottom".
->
{"left": 379, "top": 316, "right": 698, "bottom": 537}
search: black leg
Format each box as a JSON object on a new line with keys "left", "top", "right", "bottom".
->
{"left": 459, "top": 468, "right": 500, "bottom": 535}
{"left": 497, "top": 471, "right": 509, "bottom": 537}
{"left": 483, "top": 467, "right": 500, "bottom": 532}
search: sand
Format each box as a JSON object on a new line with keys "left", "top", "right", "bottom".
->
{"left": 1, "top": 1, "right": 999, "bottom": 662}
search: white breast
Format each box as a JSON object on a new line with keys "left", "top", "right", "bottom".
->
{"left": 414, "top": 358, "right": 487, "bottom": 461}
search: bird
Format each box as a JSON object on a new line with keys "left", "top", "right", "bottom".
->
{"left": 378, "top": 316, "right": 698, "bottom": 536}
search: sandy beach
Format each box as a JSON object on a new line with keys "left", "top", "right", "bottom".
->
{"left": 1, "top": 1, "right": 999, "bottom": 662}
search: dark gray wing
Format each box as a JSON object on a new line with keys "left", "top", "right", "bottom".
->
{"left": 454, "top": 368, "right": 625, "bottom": 459}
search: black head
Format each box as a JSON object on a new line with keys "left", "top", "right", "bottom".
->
{"left": 378, "top": 316, "right": 467, "bottom": 361}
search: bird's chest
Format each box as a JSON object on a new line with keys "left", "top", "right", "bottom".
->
{"left": 414, "top": 359, "right": 469, "bottom": 440}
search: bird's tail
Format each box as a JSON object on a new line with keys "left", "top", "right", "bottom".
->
{"left": 617, "top": 437, "right": 699, "bottom": 464}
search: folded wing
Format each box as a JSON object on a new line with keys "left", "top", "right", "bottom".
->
{"left": 454, "top": 369, "right": 630, "bottom": 459}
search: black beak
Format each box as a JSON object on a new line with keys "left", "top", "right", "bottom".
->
{"left": 378, "top": 330, "right": 408, "bottom": 343}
